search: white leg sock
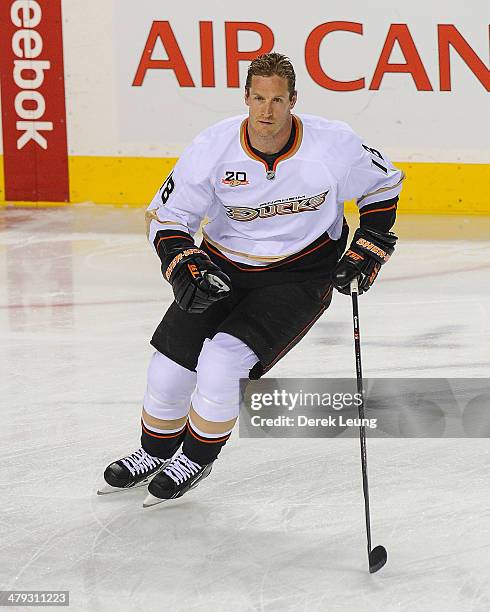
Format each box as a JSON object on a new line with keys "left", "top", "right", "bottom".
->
{"left": 143, "top": 351, "right": 196, "bottom": 431}
{"left": 191, "top": 332, "right": 259, "bottom": 423}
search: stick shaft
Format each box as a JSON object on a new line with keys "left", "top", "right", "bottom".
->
{"left": 350, "top": 279, "right": 372, "bottom": 556}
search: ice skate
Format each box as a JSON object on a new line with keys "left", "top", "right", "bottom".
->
{"left": 97, "top": 447, "right": 169, "bottom": 495}
{"left": 142, "top": 452, "right": 213, "bottom": 507}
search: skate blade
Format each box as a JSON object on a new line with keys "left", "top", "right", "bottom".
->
{"left": 97, "top": 480, "right": 149, "bottom": 495}
{"left": 142, "top": 492, "right": 169, "bottom": 508}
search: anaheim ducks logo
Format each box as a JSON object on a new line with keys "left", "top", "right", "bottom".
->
{"left": 225, "top": 191, "right": 328, "bottom": 222}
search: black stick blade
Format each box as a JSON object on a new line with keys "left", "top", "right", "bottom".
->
{"left": 369, "top": 545, "right": 387, "bottom": 573}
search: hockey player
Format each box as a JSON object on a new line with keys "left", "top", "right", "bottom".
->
{"left": 99, "top": 53, "right": 402, "bottom": 506}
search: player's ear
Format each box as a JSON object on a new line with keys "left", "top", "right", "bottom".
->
{"left": 244, "top": 88, "right": 250, "bottom": 107}
{"left": 290, "top": 91, "right": 297, "bottom": 109}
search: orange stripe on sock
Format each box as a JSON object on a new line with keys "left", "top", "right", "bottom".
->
{"left": 141, "top": 420, "right": 186, "bottom": 439}
{"left": 186, "top": 421, "right": 231, "bottom": 444}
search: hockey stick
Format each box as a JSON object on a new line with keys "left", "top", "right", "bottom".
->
{"left": 350, "top": 277, "right": 387, "bottom": 573}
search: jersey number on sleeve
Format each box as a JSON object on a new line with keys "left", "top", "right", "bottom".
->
{"left": 362, "top": 145, "right": 388, "bottom": 174}
{"left": 160, "top": 172, "right": 175, "bottom": 205}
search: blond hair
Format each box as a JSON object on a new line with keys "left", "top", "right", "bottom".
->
{"left": 245, "top": 53, "right": 296, "bottom": 100}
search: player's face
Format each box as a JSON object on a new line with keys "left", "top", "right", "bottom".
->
{"left": 245, "top": 75, "right": 297, "bottom": 138}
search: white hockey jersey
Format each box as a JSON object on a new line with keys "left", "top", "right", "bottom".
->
{"left": 146, "top": 114, "right": 404, "bottom": 266}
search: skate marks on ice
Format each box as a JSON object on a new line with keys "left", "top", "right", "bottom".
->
{"left": 1, "top": 417, "right": 490, "bottom": 609}
{"left": 88, "top": 439, "right": 490, "bottom": 612}
{"left": 279, "top": 290, "right": 489, "bottom": 378}
{"left": 1, "top": 208, "right": 490, "bottom": 610}
{"left": 88, "top": 459, "right": 361, "bottom": 611}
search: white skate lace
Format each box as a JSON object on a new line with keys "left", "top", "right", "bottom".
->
{"left": 163, "top": 453, "right": 201, "bottom": 485}
{"left": 121, "top": 448, "right": 162, "bottom": 477}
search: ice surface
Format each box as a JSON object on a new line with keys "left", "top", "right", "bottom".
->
{"left": 0, "top": 206, "right": 489, "bottom": 611}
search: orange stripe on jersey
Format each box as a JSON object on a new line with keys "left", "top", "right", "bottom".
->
{"left": 203, "top": 236, "right": 331, "bottom": 272}
{"left": 156, "top": 234, "right": 193, "bottom": 251}
{"left": 272, "top": 116, "right": 303, "bottom": 170}
{"left": 359, "top": 203, "right": 397, "bottom": 216}
{"left": 240, "top": 116, "right": 303, "bottom": 171}
{"left": 240, "top": 119, "right": 268, "bottom": 171}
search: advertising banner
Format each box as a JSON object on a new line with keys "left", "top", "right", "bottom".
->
{"left": 0, "top": 0, "right": 69, "bottom": 201}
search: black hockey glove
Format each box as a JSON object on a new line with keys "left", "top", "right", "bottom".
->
{"left": 332, "top": 227, "right": 397, "bottom": 295}
{"left": 163, "top": 247, "right": 231, "bottom": 313}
